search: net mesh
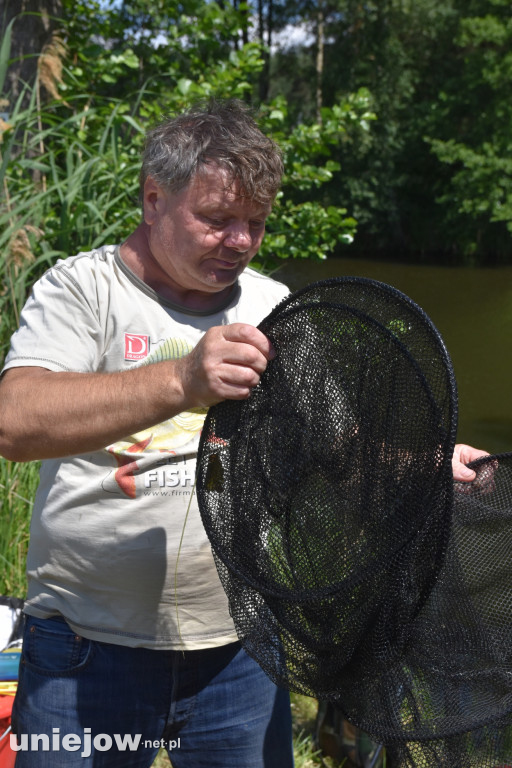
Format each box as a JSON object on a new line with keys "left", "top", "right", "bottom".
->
{"left": 196, "top": 277, "right": 512, "bottom": 767}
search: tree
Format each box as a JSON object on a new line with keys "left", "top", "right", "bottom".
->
{"left": 261, "top": 0, "right": 436, "bottom": 252}
{"left": 320, "top": 0, "right": 462, "bottom": 257}
{"left": 426, "top": 0, "right": 512, "bottom": 260}
{"left": 262, "top": 0, "right": 512, "bottom": 262}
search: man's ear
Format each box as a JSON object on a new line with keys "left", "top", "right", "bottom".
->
{"left": 143, "top": 176, "right": 165, "bottom": 225}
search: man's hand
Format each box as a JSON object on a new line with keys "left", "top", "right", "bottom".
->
{"left": 452, "top": 443, "right": 489, "bottom": 482}
{"left": 176, "top": 323, "right": 275, "bottom": 408}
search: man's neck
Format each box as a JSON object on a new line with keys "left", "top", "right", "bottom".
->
{"left": 119, "top": 226, "right": 235, "bottom": 312}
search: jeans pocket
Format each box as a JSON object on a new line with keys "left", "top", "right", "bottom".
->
{"left": 22, "top": 615, "right": 93, "bottom": 676}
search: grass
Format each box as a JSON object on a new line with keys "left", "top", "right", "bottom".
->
{"left": 0, "top": 459, "right": 38, "bottom": 597}
{"left": 291, "top": 693, "right": 335, "bottom": 768}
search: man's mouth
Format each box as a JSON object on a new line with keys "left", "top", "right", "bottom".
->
{"left": 213, "top": 258, "right": 241, "bottom": 269}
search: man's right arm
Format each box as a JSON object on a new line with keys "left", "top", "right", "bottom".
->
{"left": 0, "top": 323, "right": 274, "bottom": 462}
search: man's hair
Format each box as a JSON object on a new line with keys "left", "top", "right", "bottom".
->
{"left": 140, "top": 99, "right": 284, "bottom": 206}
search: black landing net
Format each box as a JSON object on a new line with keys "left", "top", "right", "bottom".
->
{"left": 197, "top": 277, "right": 512, "bottom": 767}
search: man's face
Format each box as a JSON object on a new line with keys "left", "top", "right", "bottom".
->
{"left": 144, "top": 164, "right": 272, "bottom": 298}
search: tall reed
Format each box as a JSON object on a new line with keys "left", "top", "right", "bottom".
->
{"left": 0, "top": 27, "right": 145, "bottom": 596}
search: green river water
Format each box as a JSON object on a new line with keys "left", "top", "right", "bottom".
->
{"left": 277, "top": 256, "right": 512, "bottom": 456}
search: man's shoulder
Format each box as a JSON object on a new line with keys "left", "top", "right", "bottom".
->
{"left": 239, "top": 267, "right": 290, "bottom": 301}
{"left": 231, "top": 268, "right": 290, "bottom": 325}
{"left": 49, "top": 245, "right": 118, "bottom": 276}
{"left": 32, "top": 246, "right": 121, "bottom": 299}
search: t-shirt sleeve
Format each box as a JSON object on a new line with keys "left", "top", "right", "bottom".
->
{"left": 2, "top": 262, "right": 104, "bottom": 374}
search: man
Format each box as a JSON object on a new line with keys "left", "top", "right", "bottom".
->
{"left": 0, "top": 99, "right": 486, "bottom": 767}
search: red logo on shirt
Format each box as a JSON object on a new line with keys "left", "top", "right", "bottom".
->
{"left": 124, "top": 333, "right": 149, "bottom": 361}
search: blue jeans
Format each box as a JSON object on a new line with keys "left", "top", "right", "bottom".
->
{"left": 11, "top": 615, "right": 294, "bottom": 768}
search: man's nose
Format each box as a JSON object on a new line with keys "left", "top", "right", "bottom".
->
{"left": 224, "top": 224, "right": 252, "bottom": 252}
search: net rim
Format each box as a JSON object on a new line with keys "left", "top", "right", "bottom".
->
{"left": 199, "top": 295, "right": 457, "bottom": 602}
{"left": 198, "top": 277, "right": 459, "bottom": 606}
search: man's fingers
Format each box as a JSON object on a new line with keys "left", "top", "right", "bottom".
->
{"left": 452, "top": 443, "right": 490, "bottom": 483}
{"left": 221, "top": 323, "right": 276, "bottom": 361}
{"left": 179, "top": 323, "right": 275, "bottom": 408}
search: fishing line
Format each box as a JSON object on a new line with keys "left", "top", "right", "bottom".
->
{"left": 173, "top": 472, "right": 198, "bottom": 649}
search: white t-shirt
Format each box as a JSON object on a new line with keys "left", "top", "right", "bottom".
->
{"left": 2, "top": 245, "right": 289, "bottom": 649}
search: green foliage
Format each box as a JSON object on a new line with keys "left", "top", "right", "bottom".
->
{"left": 429, "top": 138, "right": 512, "bottom": 223}
{"left": 61, "top": 0, "right": 257, "bottom": 107}
{"left": 260, "top": 199, "right": 356, "bottom": 270}
{"left": 309, "top": 0, "right": 440, "bottom": 252}
{"left": 270, "top": 0, "right": 512, "bottom": 262}
{"left": 253, "top": 93, "right": 373, "bottom": 272}
{"left": 0, "top": 460, "right": 39, "bottom": 597}
{"left": 425, "top": 0, "right": 512, "bottom": 257}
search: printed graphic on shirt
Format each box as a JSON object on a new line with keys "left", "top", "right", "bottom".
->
{"left": 102, "top": 337, "right": 207, "bottom": 499}
{"left": 124, "top": 333, "right": 150, "bottom": 361}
